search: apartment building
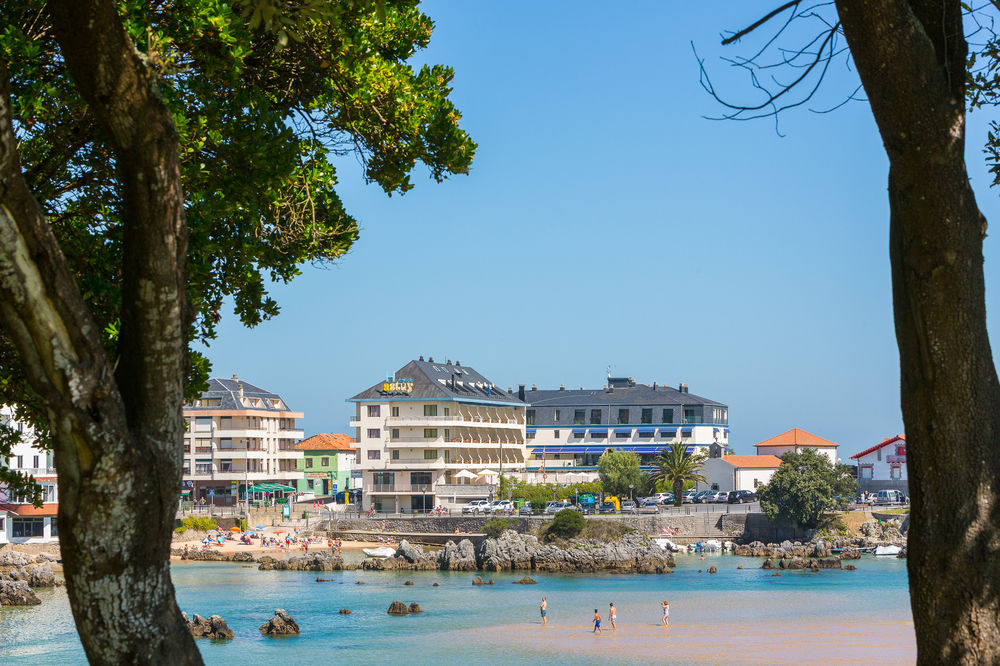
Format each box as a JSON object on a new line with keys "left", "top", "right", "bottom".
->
{"left": 521, "top": 376, "right": 729, "bottom": 482}
{"left": 294, "top": 433, "right": 357, "bottom": 498}
{"left": 349, "top": 357, "right": 527, "bottom": 513}
{"left": 182, "top": 376, "right": 305, "bottom": 505}
{"left": 0, "top": 405, "right": 58, "bottom": 543}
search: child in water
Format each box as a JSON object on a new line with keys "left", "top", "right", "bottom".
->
{"left": 593, "top": 609, "right": 602, "bottom": 633}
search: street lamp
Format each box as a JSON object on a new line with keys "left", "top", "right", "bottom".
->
{"left": 629, "top": 484, "right": 634, "bottom": 502}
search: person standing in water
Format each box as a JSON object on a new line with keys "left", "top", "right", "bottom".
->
{"left": 609, "top": 602, "right": 617, "bottom": 630}
{"left": 593, "top": 608, "right": 602, "bottom": 633}
{"left": 661, "top": 600, "right": 670, "bottom": 626}
{"left": 540, "top": 597, "right": 547, "bottom": 625}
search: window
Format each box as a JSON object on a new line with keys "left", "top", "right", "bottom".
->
{"left": 684, "top": 408, "right": 697, "bottom": 424}
{"left": 424, "top": 450, "right": 437, "bottom": 460}
{"left": 12, "top": 517, "right": 44, "bottom": 538}
{"left": 444, "top": 450, "right": 450, "bottom": 463}
{"left": 618, "top": 409, "right": 629, "bottom": 424}
{"left": 308, "top": 480, "right": 315, "bottom": 490}
{"left": 861, "top": 466, "right": 873, "bottom": 479}
{"left": 574, "top": 410, "right": 586, "bottom": 425}
{"left": 444, "top": 408, "right": 449, "bottom": 417}
{"left": 392, "top": 449, "right": 399, "bottom": 459}
{"left": 15, "top": 455, "right": 22, "bottom": 468}
{"left": 368, "top": 405, "right": 381, "bottom": 417}
{"left": 195, "top": 462, "right": 211, "bottom": 474}
{"left": 220, "top": 438, "right": 233, "bottom": 449}
{"left": 424, "top": 429, "right": 438, "bottom": 438}
{"left": 424, "top": 405, "right": 438, "bottom": 417}
{"left": 877, "top": 448, "right": 882, "bottom": 461}
{"left": 411, "top": 471, "right": 432, "bottom": 485}
{"left": 554, "top": 430, "right": 560, "bottom": 439}
{"left": 219, "top": 461, "right": 232, "bottom": 473}
{"left": 444, "top": 428, "right": 451, "bottom": 441}
{"left": 641, "top": 408, "right": 652, "bottom": 424}
{"left": 368, "top": 450, "right": 381, "bottom": 460}
{"left": 391, "top": 406, "right": 399, "bottom": 417}
{"left": 526, "top": 410, "right": 535, "bottom": 426}
{"left": 367, "top": 428, "right": 381, "bottom": 439}
{"left": 554, "top": 410, "right": 561, "bottom": 422}
{"left": 195, "top": 416, "right": 212, "bottom": 431}
{"left": 590, "top": 409, "right": 602, "bottom": 424}
{"left": 890, "top": 466, "right": 901, "bottom": 480}
{"left": 305, "top": 458, "right": 314, "bottom": 469}
{"left": 321, "top": 457, "right": 330, "bottom": 467}
{"left": 391, "top": 428, "right": 400, "bottom": 439}
{"left": 527, "top": 431, "right": 535, "bottom": 439}
{"left": 616, "top": 430, "right": 630, "bottom": 438}
{"left": 373, "top": 471, "right": 393, "bottom": 485}
{"left": 32, "top": 455, "right": 39, "bottom": 469}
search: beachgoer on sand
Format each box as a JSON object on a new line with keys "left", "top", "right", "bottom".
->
{"left": 661, "top": 600, "right": 670, "bottom": 627}
{"left": 609, "top": 602, "right": 616, "bottom": 629}
{"left": 540, "top": 597, "right": 547, "bottom": 625}
{"left": 593, "top": 609, "right": 602, "bottom": 633}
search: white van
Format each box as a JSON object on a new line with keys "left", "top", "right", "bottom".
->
{"left": 875, "top": 489, "right": 906, "bottom": 505}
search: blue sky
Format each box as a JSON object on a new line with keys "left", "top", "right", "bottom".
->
{"left": 198, "top": 2, "right": 1000, "bottom": 456}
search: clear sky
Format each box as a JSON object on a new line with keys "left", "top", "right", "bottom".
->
{"left": 197, "top": 2, "right": 1000, "bottom": 456}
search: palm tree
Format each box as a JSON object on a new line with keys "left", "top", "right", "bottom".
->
{"left": 649, "top": 441, "right": 708, "bottom": 506}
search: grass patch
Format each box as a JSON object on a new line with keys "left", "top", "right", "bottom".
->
{"left": 875, "top": 508, "right": 910, "bottom": 515}
{"left": 536, "top": 518, "right": 635, "bottom": 545}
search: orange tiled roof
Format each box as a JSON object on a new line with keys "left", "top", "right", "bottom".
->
{"left": 850, "top": 434, "right": 905, "bottom": 460}
{"left": 720, "top": 455, "right": 783, "bottom": 469}
{"left": 0, "top": 503, "right": 58, "bottom": 516}
{"left": 755, "top": 428, "right": 838, "bottom": 449}
{"left": 294, "top": 433, "right": 356, "bottom": 451}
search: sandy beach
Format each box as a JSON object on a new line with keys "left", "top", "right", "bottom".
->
{"left": 170, "top": 533, "right": 386, "bottom": 560}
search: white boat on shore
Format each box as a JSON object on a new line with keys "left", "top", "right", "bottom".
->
{"left": 362, "top": 546, "right": 396, "bottom": 558}
{"left": 654, "top": 538, "right": 683, "bottom": 552}
{"left": 874, "top": 545, "right": 902, "bottom": 556}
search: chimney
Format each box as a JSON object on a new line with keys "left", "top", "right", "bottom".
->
{"left": 419, "top": 355, "right": 424, "bottom": 361}
{"left": 679, "top": 383, "right": 689, "bottom": 393}
{"left": 653, "top": 381, "right": 658, "bottom": 390}
{"left": 456, "top": 361, "right": 461, "bottom": 366}
{"left": 507, "top": 387, "right": 513, "bottom": 393}
{"left": 231, "top": 374, "right": 239, "bottom": 381}
{"left": 446, "top": 359, "right": 452, "bottom": 365}
{"left": 518, "top": 385, "right": 525, "bottom": 401}
{"left": 428, "top": 356, "right": 434, "bottom": 362}
{"left": 531, "top": 384, "right": 537, "bottom": 391}
{"left": 559, "top": 384, "right": 565, "bottom": 391}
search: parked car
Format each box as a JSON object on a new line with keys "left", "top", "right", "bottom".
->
{"left": 727, "top": 490, "right": 757, "bottom": 504}
{"left": 682, "top": 490, "right": 698, "bottom": 503}
{"left": 544, "top": 500, "right": 573, "bottom": 515}
{"left": 599, "top": 501, "right": 618, "bottom": 514}
{"left": 620, "top": 500, "right": 638, "bottom": 514}
{"left": 638, "top": 500, "right": 660, "bottom": 514}
{"left": 518, "top": 504, "right": 534, "bottom": 516}
{"left": 658, "top": 493, "right": 675, "bottom": 505}
{"left": 492, "top": 500, "right": 514, "bottom": 514}
{"left": 462, "top": 500, "right": 490, "bottom": 515}
{"left": 706, "top": 490, "right": 729, "bottom": 503}
{"left": 692, "top": 490, "right": 713, "bottom": 503}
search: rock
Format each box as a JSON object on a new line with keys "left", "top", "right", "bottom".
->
{"left": 782, "top": 558, "right": 808, "bottom": 570}
{"left": 815, "top": 558, "right": 842, "bottom": 569}
{"left": 0, "top": 551, "right": 33, "bottom": 567}
{"left": 512, "top": 576, "right": 538, "bottom": 584}
{"left": 472, "top": 576, "right": 486, "bottom": 586}
{"left": 737, "top": 566, "right": 743, "bottom": 570}
{"left": 0, "top": 579, "right": 40, "bottom": 606}
{"left": 259, "top": 609, "right": 300, "bottom": 635}
{"left": 844, "top": 564, "right": 857, "bottom": 571}
{"left": 477, "top": 530, "right": 675, "bottom": 574}
{"left": 316, "top": 577, "right": 332, "bottom": 582}
{"left": 432, "top": 583, "right": 440, "bottom": 587}
{"left": 387, "top": 601, "right": 409, "bottom": 615}
{"left": 404, "top": 580, "right": 414, "bottom": 585}
{"left": 185, "top": 613, "right": 234, "bottom": 640}
{"left": 487, "top": 579, "right": 495, "bottom": 585}
{"left": 771, "top": 572, "right": 781, "bottom": 577}
{"left": 339, "top": 608, "right": 351, "bottom": 614}
{"left": 408, "top": 603, "right": 423, "bottom": 613}
{"left": 838, "top": 549, "right": 861, "bottom": 560}
{"left": 440, "top": 539, "right": 478, "bottom": 571}
{"left": 35, "top": 553, "right": 60, "bottom": 563}
{"left": 698, "top": 569, "right": 703, "bottom": 573}
{"left": 26, "top": 563, "right": 56, "bottom": 588}
{"left": 707, "top": 566, "right": 717, "bottom": 574}
{"left": 356, "top": 581, "right": 365, "bottom": 585}
{"left": 258, "top": 551, "right": 343, "bottom": 571}
{"left": 183, "top": 549, "right": 257, "bottom": 563}
{"left": 761, "top": 558, "right": 775, "bottom": 570}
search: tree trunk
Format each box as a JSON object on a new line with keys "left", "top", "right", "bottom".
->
{"left": 836, "top": 2, "right": 1000, "bottom": 662}
{"left": 0, "top": 1, "right": 200, "bottom": 662}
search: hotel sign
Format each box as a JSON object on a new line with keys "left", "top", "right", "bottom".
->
{"left": 382, "top": 377, "right": 414, "bottom": 394}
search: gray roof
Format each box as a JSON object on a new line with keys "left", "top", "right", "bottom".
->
{"left": 349, "top": 359, "right": 524, "bottom": 405}
{"left": 187, "top": 377, "right": 291, "bottom": 411}
{"left": 524, "top": 384, "right": 725, "bottom": 408}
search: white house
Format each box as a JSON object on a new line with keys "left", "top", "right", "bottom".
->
{"left": 697, "top": 455, "right": 783, "bottom": 492}
{"left": 0, "top": 405, "right": 59, "bottom": 544}
{"left": 754, "top": 428, "right": 839, "bottom": 464}
{"left": 850, "top": 435, "right": 907, "bottom": 494}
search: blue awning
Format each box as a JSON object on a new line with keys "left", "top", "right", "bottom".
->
{"left": 660, "top": 427, "right": 677, "bottom": 436}
{"left": 589, "top": 429, "right": 608, "bottom": 436}
{"left": 713, "top": 427, "right": 720, "bottom": 433}
{"left": 526, "top": 428, "right": 537, "bottom": 434}
{"left": 637, "top": 430, "right": 655, "bottom": 437}
{"left": 614, "top": 428, "right": 632, "bottom": 436}
{"left": 724, "top": 428, "right": 730, "bottom": 435}
{"left": 681, "top": 427, "right": 693, "bottom": 434}
{"left": 572, "top": 430, "right": 586, "bottom": 438}
{"left": 686, "top": 447, "right": 695, "bottom": 454}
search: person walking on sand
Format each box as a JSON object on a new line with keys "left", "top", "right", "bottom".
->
{"left": 609, "top": 602, "right": 617, "bottom": 630}
{"left": 593, "top": 609, "right": 602, "bottom": 633}
{"left": 540, "top": 596, "right": 547, "bottom": 625}
{"left": 661, "top": 600, "right": 670, "bottom": 627}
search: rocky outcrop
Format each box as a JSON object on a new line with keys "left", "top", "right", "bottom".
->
{"left": 471, "top": 576, "right": 494, "bottom": 585}
{"left": 763, "top": 557, "right": 843, "bottom": 571}
{"left": 259, "top": 609, "right": 300, "bottom": 635}
{"left": 387, "top": 601, "right": 409, "bottom": 615}
{"left": 184, "top": 612, "right": 235, "bottom": 639}
{"left": 512, "top": 576, "right": 538, "bottom": 584}
{"left": 408, "top": 603, "right": 423, "bottom": 613}
{"left": 177, "top": 549, "right": 258, "bottom": 563}
{"left": 734, "top": 533, "right": 905, "bottom": 560}
{"left": 477, "top": 531, "right": 675, "bottom": 574}
{"left": 339, "top": 608, "right": 351, "bottom": 614}
{"left": 0, "top": 551, "right": 34, "bottom": 568}
{"left": 257, "top": 552, "right": 344, "bottom": 571}
{"left": 362, "top": 541, "right": 439, "bottom": 571}
{"left": 27, "top": 563, "right": 56, "bottom": 588}
{"left": 0, "top": 579, "right": 41, "bottom": 606}
{"left": 439, "top": 539, "right": 477, "bottom": 571}
{"left": 707, "top": 566, "right": 717, "bottom": 574}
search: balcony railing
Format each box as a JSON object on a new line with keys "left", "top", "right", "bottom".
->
{"left": 371, "top": 483, "right": 394, "bottom": 492}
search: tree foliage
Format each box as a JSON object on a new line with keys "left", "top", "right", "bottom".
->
{"left": 549, "top": 507, "right": 585, "bottom": 538}
{"left": 597, "top": 448, "right": 643, "bottom": 497}
{"left": 648, "top": 441, "right": 707, "bottom": 506}
{"left": 757, "top": 449, "right": 856, "bottom": 529}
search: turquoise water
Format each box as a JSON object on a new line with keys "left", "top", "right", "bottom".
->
{"left": 0, "top": 553, "right": 913, "bottom": 664}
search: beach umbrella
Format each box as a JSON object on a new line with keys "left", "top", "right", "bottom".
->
{"left": 453, "top": 469, "right": 478, "bottom": 479}
{"left": 229, "top": 526, "right": 241, "bottom": 532}
{"left": 274, "top": 529, "right": 287, "bottom": 534}
{"left": 478, "top": 469, "right": 499, "bottom": 477}
{"left": 254, "top": 525, "right": 266, "bottom": 530}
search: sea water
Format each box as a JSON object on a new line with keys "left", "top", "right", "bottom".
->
{"left": 0, "top": 553, "right": 914, "bottom": 665}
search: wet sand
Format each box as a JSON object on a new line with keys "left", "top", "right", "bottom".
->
{"left": 448, "top": 617, "right": 916, "bottom": 664}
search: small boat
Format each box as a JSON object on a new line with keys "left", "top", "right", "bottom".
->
{"left": 703, "top": 539, "right": 722, "bottom": 551}
{"left": 874, "top": 545, "right": 902, "bottom": 556}
{"left": 362, "top": 546, "right": 396, "bottom": 558}
{"left": 653, "top": 538, "right": 682, "bottom": 552}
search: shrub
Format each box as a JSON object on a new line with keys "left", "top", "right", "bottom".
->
{"left": 175, "top": 516, "right": 217, "bottom": 533}
{"left": 529, "top": 499, "right": 547, "bottom": 514}
{"left": 483, "top": 518, "right": 511, "bottom": 539}
{"left": 549, "top": 508, "right": 585, "bottom": 538}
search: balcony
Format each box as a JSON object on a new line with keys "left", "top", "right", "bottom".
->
{"left": 371, "top": 483, "right": 394, "bottom": 492}
{"left": 435, "top": 483, "right": 491, "bottom": 497}
{"left": 349, "top": 419, "right": 361, "bottom": 428}
{"left": 19, "top": 467, "right": 57, "bottom": 476}
{"left": 385, "top": 415, "right": 521, "bottom": 429}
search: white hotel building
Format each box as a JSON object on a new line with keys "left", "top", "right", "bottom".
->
{"left": 349, "top": 358, "right": 527, "bottom": 513}
{"left": 182, "top": 377, "right": 305, "bottom": 505}
{"left": 0, "top": 405, "right": 59, "bottom": 543}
